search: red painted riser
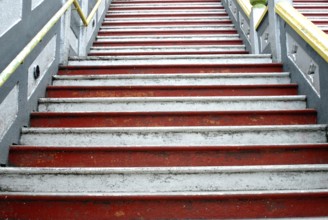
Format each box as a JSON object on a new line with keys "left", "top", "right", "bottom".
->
{"left": 311, "top": 21, "right": 328, "bottom": 25}
{"left": 88, "top": 51, "right": 248, "bottom": 56}
{"left": 1, "top": 193, "right": 328, "bottom": 219}
{"left": 58, "top": 64, "right": 283, "bottom": 75}
{"left": 111, "top": 0, "right": 222, "bottom": 3}
{"left": 93, "top": 40, "right": 242, "bottom": 46}
{"left": 294, "top": 0, "right": 328, "bottom": 2}
{"left": 109, "top": 6, "right": 225, "bottom": 10}
{"left": 102, "top": 21, "right": 232, "bottom": 26}
{"left": 302, "top": 12, "right": 328, "bottom": 17}
{"left": 46, "top": 85, "right": 298, "bottom": 98}
{"left": 295, "top": 6, "right": 328, "bottom": 9}
{"left": 9, "top": 144, "right": 328, "bottom": 167}
{"left": 97, "top": 30, "right": 238, "bottom": 36}
{"left": 106, "top": 13, "right": 229, "bottom": 18}
{"left": 29, "top": 110, "right": 317, "bottom": 128}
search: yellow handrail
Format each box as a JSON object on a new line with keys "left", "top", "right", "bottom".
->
{"left": 236, "top": 0, "right": 252, "bottom": 18}
{"left": 275, "top": 1, "right": 328, "bottom": 63}
{"left": 74, "top": 0, "right": 103, "bottom": 26}
{"left": 0, "top": 0, "right": 103, "bottom": 87}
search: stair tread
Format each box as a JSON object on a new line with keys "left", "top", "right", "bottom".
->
{"left": 67, "top": 54, "right": 273, "bottom": 65}
{"left": 21, "top": 124, "right": 327, "bottom": 131}
{"left": 39, "top": 95, "right": 306, "bottom": 101}
{"left": 3, "top": 164, "right": 328, "bottom": 173}
{"left": 100, "top": 24, "right": 235, "bottom": 29}
{"left": 2, "top": 189, "right": 328, "bottom": 197}
{"left": 1, "top": 165, "right": 328, "bottom": 193}
{"left": 32, "top": 109, "right": 316, "bottom": 116}
{"left": 54, "top": 72, "right": 289, "bottom": 78}
{"left": 96, "top": 34, "right": 239, "bottom": 38}
{"left": 103, "top": 17, "right": 231, "bottom": 21}
{"left": 11, "top": 143, "right": 328, "bottom": 150}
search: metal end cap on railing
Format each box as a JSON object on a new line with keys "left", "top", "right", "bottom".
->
{"left": 250, "top": 0, "right": 267, "bottom": 8}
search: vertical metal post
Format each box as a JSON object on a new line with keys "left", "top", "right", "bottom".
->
{"left": 268, "top": 0, "right": 293, "bottom": 62}
{"left": 249, "top": 0, "right": 267, "bottom": 54}
{"left": 59, "top": 0, "right": 72, "bottom": 65}
{"left": 78, "top": 0, "right": 89, "bottom": 56}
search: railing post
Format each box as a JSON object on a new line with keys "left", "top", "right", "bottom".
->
{"left": 268, "top": 0, "right": 292, "bottom": 62}
{"left": 249, "top": 0, "right": 267, "bottom": 54}
{"left": 78, "top": 0, "right": 88, "bottom": 56}
{"left": 59, "top": 0, "right": 72, "bottom": 65}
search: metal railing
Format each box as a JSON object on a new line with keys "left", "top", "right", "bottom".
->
{"left": 236, "top": 0, "right": 328, "bottom": 62}
{"left": 0, "top": 0, "right": 103, "bottom": 87}
{"left": 275, "top": 1, "right": 328, "bottom": 63}
{"left": 237, "top": 0, "right": 252, "bottom": 17}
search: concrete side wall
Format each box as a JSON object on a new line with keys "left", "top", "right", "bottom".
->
{"left": 279, "top": 20, "right": 328, "bottom": 124}
{"left": 224, "top": 0, "right": 328, "bottom": 124}
{"left": 256, "top": 15, "right": 272, "bottom": 54}
{"left": 0, "top": 0, "right": 110, "bottom": 164}
{"left": 255, "top": 3, "right": 328, "bottom": 124}
{"left": 222, "top": 0, "right": 252, "bottom": 52}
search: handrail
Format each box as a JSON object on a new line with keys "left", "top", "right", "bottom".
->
{"left": 74, "top": 0, "right": 103, "bottom": 26}
{"left": 236, "top": 0, "right": 252, "bottom": 18}
{"left": 0, "top": 0, "right": 103, "bottom": 87}
{"left": 275, "top": 1, "right": 328, "bottom": 63}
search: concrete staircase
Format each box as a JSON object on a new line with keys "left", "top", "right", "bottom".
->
{"left": 294, "top": 0, "right": 328, "bottom": 34}
{"left": 1, "top": 0, "right": 328, "bottom": 218}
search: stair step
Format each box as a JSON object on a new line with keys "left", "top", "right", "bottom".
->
{"left": 96, "top": 34, "right": 241, "bottom": 40}
{"left": 58, "top": 63, "right": 283, "bottom": 75}
{"left": 106, "top": 9, "right": 227, "bottom": 15}
{"left": 296, "top": 7, "right": 328, "bottom": 11}
{"left": 46, "top": 84, "right": 297, "bottom": 97}
{"left": 93, "top": 39, "right": 243, "bottom": 46}
{"left": 110, "top": 3, "right": 224, "bottom": 7}
{"left": 102, "top": 20, "right": 232, "bottom": 26}
{"left": 105, "top": 12, "right": 228, "bottom": 18}
{"left": 104, "top": 16, "right": 230, "bottom": 21}
{"left": 30, "top": 110, "right": 316, "bottom": 127}
{"left": 20, "top": 125, "right": 327, "bottom": 146}
{"left": 52, "top": 73, "right": 291, "bottom": 86}
{"left": 110, "top": 3, "right": 225, "bottom": 6}
{"left": 112, "top": 0, "right": 222, "bottom": 3}
{"left": 98, "top": 29, "right": 237, "bottom": 36}
{"left": 9, "top": 144, "right": 328, "bottom": 167}
{"left": 299, "top": 11, "right": 328, "bottom": 16}
{"left": 109, "top": 6, "right": 225, "bottom": 10}
{"left": 67, "top": 54, "right": 273, "bottom": 66}
{"left": 95, "top": 34, "right": 240, "bottom": 40}
{"left": 37, "top": 96, "right": 306, "bottom": 112}
{"left": 305, "top": 16, "right": 328, "bottom": 20}
{"left": 1, "top": 191, "right": 328, "bottom": 219}
{"left": 89, "top": 50, "right": 248, "bottom": 56}
{"left": 1, "top": 165, "right": 328, "bottom": 192}
{"left": 89, "top": 45, "right": 247, "bottom": 55}
{"left": 100, "top": 24, "right": 234, "bottom": 29}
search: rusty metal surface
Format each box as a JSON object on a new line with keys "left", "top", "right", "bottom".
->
{"left": 58, "top": 63, "right": 283, "bottom": 75}
{"left": 29, "top": 110, "right": 317, "bottom": 127}
{"left": 9, "top": 144, "right": 328, "bottom": 167}
{"left": 46, "top": 84, "right": 297, "bottom": 98}
{"left": 1, "top": 191, "right": 328, "bottom": 219}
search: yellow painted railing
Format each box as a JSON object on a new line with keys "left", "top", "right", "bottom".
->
{"left": 0, "top": 0, "right": 103, "bottom": 87}
{"left": 276, "top": 1, "right": 328, "bottom": 63}
{"left": 236, "top": 0, "right": 252, "bottom": 18}
{"left": 234, "top": 0, "right": 328, "bottom": 62}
